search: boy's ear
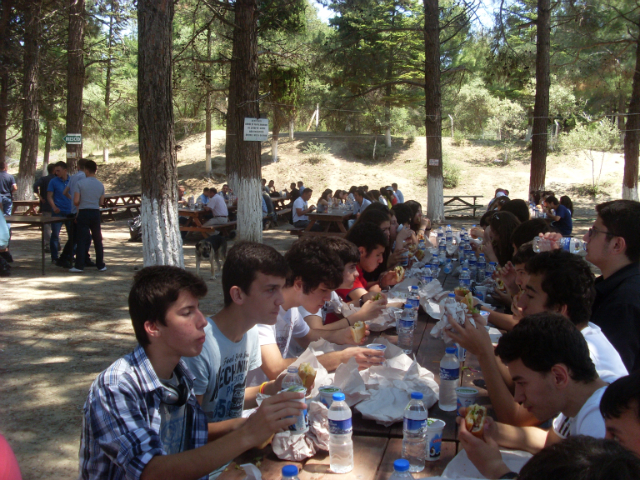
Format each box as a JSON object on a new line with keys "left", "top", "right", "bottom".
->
{"left": 229, "top": 286, "right": 245, "bottom": 304}
{"left": 144, "top": 320, "right": 160, "bottom": 342}
{"left": 358, "top": 246, "right": 367, "bottom": 257}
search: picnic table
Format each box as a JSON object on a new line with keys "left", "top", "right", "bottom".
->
{"left": 178, "top": 208, "right": 236, "bottom": 238}
{"left": 443, "top": 196, "right": 484, "bottom": 219}
{"left": 5, "top": 215, "right": 72, "bottom": 275}
{"left": 12, "top": 200, "right": 40, "bottom": 216}
{"left": 232, "top": 272, "right": 492, "bottom": 478}
{"left": 102, "top": 192, "right": 141, "bottom": 207}
{"left": 297, "top": 210, "right": 352, "bottom": 238}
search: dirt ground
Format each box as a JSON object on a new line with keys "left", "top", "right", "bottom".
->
{"left": 1, "top": 130, "right": 619, "bottom": 478}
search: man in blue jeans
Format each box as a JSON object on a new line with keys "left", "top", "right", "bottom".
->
{"left": 70, "top": 160, "right": 106, "bottom": 272}
{"left": 47, "top": 161, "right": 73, "bottom": 266}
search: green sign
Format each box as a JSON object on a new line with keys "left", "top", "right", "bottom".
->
{"left": 64, "top": 134, "right": 82, "bottom": 144}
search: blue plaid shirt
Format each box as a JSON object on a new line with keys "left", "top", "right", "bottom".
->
{"left": 78, "top": 345, "right": 208, "bottom": 480}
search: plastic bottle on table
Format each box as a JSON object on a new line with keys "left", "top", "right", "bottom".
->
{"left": 459, "top": 267, "right": 471, "bottom": 289}
{"left": 533, "top": 236, "right": 586, "bottom": 255}
{"left": 418, "top": 238, "right": 427, "bottom": 257}
{"left": 443, "top": 257, "right": 453, "bottom": 274}
{"left": 438, "top": 237, "right": 447, "bottom": 265}
{"left": 281, "top": 465, "right": 300, "bottom": 480}
{"left": 468, "top": 253, "right": 477, "bottom": 282}
{"left": 458, "top": 243, "right": 466, "bottom": 262}
{"left": 281, "top": 366, "right": 303, "bottom": 390}
{"left": 445, "top": 225, "right": 453, "bottom": 246}
{"left": 430, "top": 262, "right": 440, "bottom": 278}
{"left": 328, "top": 393, "right": 354, "bottom": 474}
{"left": 408, "top": 286, "right": 420, "bottom": 318}
{"left": 439, "top": 346, "right": 460, "bottom": 411}
{"left": 476, "top": 254, "right": 486, "bottom": 283}
{"left": 464, "top": 242, "right": 473, "bottom": 259}
{"left": 389, "top": 459, "right": 413, "bottom": 480}
{"left": 444, "top": 292, "right": 457, "bottom": 309}
{"left": 402, "top": 392, "right": 428, "bottom": 472}
{"left": 421, "top": 265, "right": 433, "bottom": 284}
{"left": 485, "top": 261, "right": 496, "bottom": 281}
{"left": 398, "top": 303, "right": 415, "bottom": 354}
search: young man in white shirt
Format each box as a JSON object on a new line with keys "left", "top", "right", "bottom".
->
{"left": 203, "top": 187, "right": 229, "bottom": 226}
{"left": 458, "top": 313, "right": 608, "bottom": 479}
{"left": 249, "top": 237, "right": 385, "bottom": 383}
{"left": 352, "top": 188, "right": 371, "bottom": 216}
{"left": 292, "top": 188, "right": 314, "bottom": 228}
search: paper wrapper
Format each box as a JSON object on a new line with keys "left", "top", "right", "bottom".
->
{"left": 430, "top": 301, "right": 476, "bottom": 342}
{"left": 238, "top": 463, "right": 262, "bottom": 480}
{"left": 441, "top": 448, "right": 532, "bottom": 479}
{"left": 333, "top": 357, "right": 370, "bottom": 406}
{"left": 272, "top": 400, "right": 330, "bottom": 461}
{"left": 289, "top": 347, "right": 332, "bottom": 398}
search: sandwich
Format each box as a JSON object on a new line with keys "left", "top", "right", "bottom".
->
{"left": 465, "top": 404, "right": 487, "bottom": 438}
{"left": 394, "top": 266, "right": 405, "bottom": 282}
{"left": 414, "top": 248, "right": 425, "bottom": 261}
{"left": 298, "top": 362, "right": 317, "bottom": 390}
{"left": 454, "top": 287, "right": 470, "bottom": 297}
{"left": 371, "top": 293, "right": 382, "bottom": 301}
{"left": 464, "top": 292, "right": 480, "bottom": 314}
{"left": 351, "top": 321, "right": 366, "bottom": 343}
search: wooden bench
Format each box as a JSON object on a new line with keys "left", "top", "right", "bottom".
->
{"left": 276, "top": 207, "right": 291, "bottom": 217}
{"left": 289, "top": 228, "right": 305, "bottom": 236}
{"left": 443, "top": 195, "right": 484, "bottom": 218}
{"left": 100, "top": 203, "right": 141, "bottom": 222}
{"left": 100, "top": 207, "right": 117, "bottom": 222}
{"left": 180, "top": 220, "right": 237, "bottom": 238}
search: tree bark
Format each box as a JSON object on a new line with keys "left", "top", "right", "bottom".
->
{"left": 0, "top": 0, "right": 13, "bottom": 163}
{"left": 205, "top": 25, "right": 212, "bottom": 174}
{"left": 225, "top": 0, "right": 262, "bottom": 242}
{"left": 289, "top": 118, "right": 294, "bottom": 140}
{"left": 66, "top": 0, "right": 85, "bottom": 172}
{"left": 43, "top": 119, "right": 52, "bottom": 174}
{"left": 529, "top": 0, "right": 551, "bottom": 192}
{"left": 623, "top": 23, "right": 640, "bottom": 201}
{"left": 17, "top": 0, "right": 41, "bottom": 201}
{"left": 138, "top": 0, "right": 183, "bottom": 266}
{"left": 424, "top": 0, "right": 444, "bottom": 222}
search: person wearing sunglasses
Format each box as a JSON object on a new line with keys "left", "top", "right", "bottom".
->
{"left": 587, "top": 200, "right": 640, "bottom": 373}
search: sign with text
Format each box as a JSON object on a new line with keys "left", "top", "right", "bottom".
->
{"left": 428, "top": 158, "right": 440, "bottom": 166}
{"left": 64, "top": 133, "right": 82, "bottom": 144}
{"left": 243, "top": 118, "right": 269, "bottom": 142}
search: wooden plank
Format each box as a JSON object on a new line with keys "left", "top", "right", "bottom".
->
{"left": 234, "top": 446, "right": 304, "bottom": 479}
{"left": 374, "top": 439, "right": 458, "bottom": 479}
{"left": 352, "top": 409, "right": 394, "bottom": 437}
{"left": 298, "top": 435, "right": 389, "bottom": 480}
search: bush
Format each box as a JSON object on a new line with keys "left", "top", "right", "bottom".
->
{"left": 302, "top": 142, "right": 330, "bottom": 155}
{"left": 443, "top": 161, "right": 460, "bottom": 188}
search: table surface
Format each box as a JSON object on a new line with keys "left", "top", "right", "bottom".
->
{"left": 5, "top": 215, "right": 67, "bottom": 225}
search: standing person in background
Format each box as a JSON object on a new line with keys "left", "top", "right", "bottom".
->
{"left": 544, "top": 195, "right": 572, "bottom": 236}
{"left": 0, "top": 160, "right": 17, "bottom": 221}
{"left": 297, "top": 180, "right": 305, "bottom": 193}
{"left": 61, "top": 158, "right": 94, "bottom": 268}
{"left": 391, "top": 182, "right": 404, "bottom": 203}
{"left": 33, "top": 164, "right": 56, "bottom": 252}
{"left": 71, "top": 160, "right": 106, "bottom": 273}
{"left": 47, "top": 161, "right": 73, "bottom": 267}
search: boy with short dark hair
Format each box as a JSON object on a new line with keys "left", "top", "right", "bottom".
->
{"left": 544, "top": 195, "right": 572, "bottom": 235}
{"left": 79, "top": 265, "right": 304, "bottom": 480}
{"left": 47, "top": 161, "right": 73, "bottom": 266}
{"left": 600, "top": 371, "right": 640, "bottom": 457}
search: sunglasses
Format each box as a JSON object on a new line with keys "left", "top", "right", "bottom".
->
{"left": 588, "top": 226, "right": 615, "bottom": 238}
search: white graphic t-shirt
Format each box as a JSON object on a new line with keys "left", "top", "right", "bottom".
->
{"left": 552, "top": 386, "right": 607, "bottom": 439}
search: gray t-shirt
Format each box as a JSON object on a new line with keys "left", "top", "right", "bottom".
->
{"left": 76, "top": 177, "right": 105, "bottom": 210}
{"left": 67, "top": 171, "right": 85, "bottom": 213}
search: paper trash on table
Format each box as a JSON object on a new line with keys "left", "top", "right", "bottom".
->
{"left": 430, "top": 300, "right": 476, "bottom": 341}
{"left": 238, "top": 463, "right": 262, "bottom": 480}
{"left": 272, "top": 400, "right": 330, "bottom": 461}
{"left": 289, "top": 347, "right": 331, "bottom": 398}
{"left": 333, "top": 357, "right": 370, "bottom": 406}
{"left": 441, "top": 448, "right": 532, "bottom": 479}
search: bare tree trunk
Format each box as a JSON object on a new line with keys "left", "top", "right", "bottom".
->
{"left": 623, "top": 25, "right": 640, "bottom": 201}
{"left": 103, "top": 0, "right": 113, "bottom": 164}
{"left": 289, "top": 118, "right": 294, "bottom": 140}
{"left": 225, "top": 0, "right": 262, "bottom": 242}
{"left": 43, "top": 119, "right": 52, "bottom": 174}
{"left": 424, "top": 0, "right": 444, "bottom": 222}
{"left": 66, "top": 0, "right": 85, "bottom": 173}
{"left": 0, "top": 0, "right": 13, "bottom": 163}
{"left": 17, "top": 0, "right": 41, "bottom": 201}
{"left": 138, "top": 0, "right": 183, "bottom": 266}
{"left": 529, "top": 0, "right": 551, "bottom": 192}
{"left": 205, "top": 25, "right": 212, "bottom": 175}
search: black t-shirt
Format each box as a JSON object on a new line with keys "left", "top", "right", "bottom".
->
{"left": 0, "top": 171, "right": 16, "bottom": 198}
{"left": 289, "top": 188, "right": 300, "bottom": 203}
{"left": 591, "top": 262, "right": 640, "bottom": 372}
{"left": 33, "top": 173, "right": 56, "bottom": 212}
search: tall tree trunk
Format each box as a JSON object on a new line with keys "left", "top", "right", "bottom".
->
{"left": 0, "top": 0, "right": 13, "bottom": 163}
{"left": 66, "top": 0, "right": 85, "bottom": 173}
{"left": 529, "top": 0, "right": 551, "bottom": 192}
{"left": 205, "top": 25, "right": 212, "bottom": 175}
{"left": 17, "top": 0, "right": 41, "bottom": 201}
{"left": 424, "top": 0, "right": 444, "bottom": 222}
{"left": 225, "top": 0, "right": 262, "bottom": 242}
{"left": 103, "top": 0, "right": 113, "bottom": 164}
{"left": 623, "top": 26, "right": 640, "bottom": 201}
{"left": 138, "top": 0, "right": 183, "bottom": 266}
{"left": 289, "top": 118, "right": 294, "bottom": 140}
{"left": 43, "top": 119, "right": 52, "bottom": 174}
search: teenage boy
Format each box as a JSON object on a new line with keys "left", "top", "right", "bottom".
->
{"left": 79, "top": 265, "right": 304, "bottom": 480}
{"left": 336, "top": 222, "right": 400, "bottom": 303}
{"left": 600, "top": 371, "right": 640, "bottom": 457}
{"left": 71, "top": 160, "right": 106, "bottom": 272}
{"left": 457, "top": 313, "right": 608, "bottom": 479}
{"left": 292, "top": 188, "right": 316, "bottom": 229}
{"left": 47, "top": 161, "right": 73, "bottom": 266}
{"left": 62, "top": 158, "right": 94, "bottom": 268}
{"left": 198, "top": 188, "right": 209, "bottom": 205}
{"left": 249, "top": 238, "right": 385, "bottom": 382}
{"left": 544, "top": 195, "right": 572, "bottom": 235}
{"left": 586, "top": 199, "right": 640, "bottom": 372}
{"left": 352, "top": 189, "right": 371, "bottom": 216}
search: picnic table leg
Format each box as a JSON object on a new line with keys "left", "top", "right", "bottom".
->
{"left": 305, "top": 219, "right": 317, "bottom": 232}
{"left": 337, "top": 220, "right": 348, "bottom": 233}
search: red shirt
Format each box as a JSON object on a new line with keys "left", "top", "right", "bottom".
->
{"left": 335, "top": 265, "right": 368, "bottom": 301}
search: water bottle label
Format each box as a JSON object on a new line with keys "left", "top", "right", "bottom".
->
{"left": 440, "top": 367, "right": 460, "bottom": 380}
{"left": 329, "top": 417, "right": 353, "bottom": 435}
{"left": 460, "top": 279, "right": 471, "bottom": 287}
{"left": 404, "top": 417, "right": 427, "bottom": 432}
{"left": 422, "top": 275, "right": 433, "bottom": 284}
{"left": 399, "top": 319, "right": 414, "bottom": 329}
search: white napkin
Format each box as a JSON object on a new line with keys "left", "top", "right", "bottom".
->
{"left": 272, "top": 400, "right": 330, "bottom": 461}
{"left": 333, "top": 357, "right": 370, "bottom": 406}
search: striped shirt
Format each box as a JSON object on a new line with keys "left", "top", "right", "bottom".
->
{"left": 78, "top": 345, "right": 208, "bottom": 480}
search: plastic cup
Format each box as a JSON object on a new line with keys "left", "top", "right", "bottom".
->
{"left": 426, "top": 418, "right": 446, "bottom": 461}
{"left": 318, "top": 385, "right": 342, "bottom": 408}
{"left": 366, "top": 343, "right": 387, "bottom": 353}
{"left": 456, "top": 387, "right": 479, "bottom": 416}
{"left": 281, "top": 386, "right": 309, "bottom": 435}
{"left": 475, "top": 286, "right": 488, "bottom": 302}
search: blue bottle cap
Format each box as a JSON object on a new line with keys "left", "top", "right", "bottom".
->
{"left": 448, "top": 293, "right": 455, "bottom": 297}
{"left": 282, "top": 465, "right": 298, "bottom": 477}
{"left": 445, "top": 346, "right": 457, "bottom": 354}
{"left": 393, "top": 459, "right": 410, "bottom": 472}
{"left": 332, "top": 392, "right": 346, "bottom": 401}
{"left": 411, "top": 286, "right": 418, "bottom": 291}
{"left": 462, "top": 267, "right": 469, "bottom": 271}
{"left": 411, "top": 391, "right": 423, "bottom": 400}
{"left": 404, "top": 303, "right": 413, "bottom": 309}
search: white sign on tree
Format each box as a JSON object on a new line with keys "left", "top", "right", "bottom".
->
{"left": 243, "top": 118, "right": 269, "bottom": 141}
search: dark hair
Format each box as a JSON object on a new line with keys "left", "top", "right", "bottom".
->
{"left": 320, "top": 237, "right": 360, "bottom": 265}
{"left": 284, "top": 237, "right": 344, "bottom": 292}
{"left": 494, "top": 196, "right": 510, "bottom": 210}
{"left": 0, "top": 160, "right": 5, "bottom": 170}
{"left": 511, "top": 219, "right": 552, "bottom": 249}
{"left": 545, "top": 195, "right": 559, "bottom": 206}
{"left": 128, "top": 266, "right": 207, "bottom": 346}
{"left": 303, "top": 188, "right": 313, "bottom": 196}
{"left": 489, "top": 211, "right": 520, "bottom": 266}
{"left": 600, "top": 371, "right": 640, "bottom": 420}
{"left": 596, "top": 200, "right": 640, "bottom": 262}
{"left": 349, "top": 186, "right": 357, "bottom": 194}
{"left": 353, "top": 207, "right": 390, "bottom": 229}
{"left": 542, "top": 190, "right": 555, "bottom": 198}
{"left": 210, "top": 187, "right": 217, "bottom": 194}
{"left": 392, "top": 183, "right": 398, "bottom": 188}
{"left": 369, "top": 189, "right": 381, "bottom": 202}
{"left": 512, "top": 242, "right": 536, "bottom": 266}
{"left": 355, "top": 188, "right": 366, "bottom": 199}
{"left": 519, "top": 436, "right": 640, "bottom": 480}
{"left": 321, "top": 189, "right": 333, "bottom": 202}
{"left": 77, "top": 158, "right": 88, "bottom": 169}
{"left": 47, "top": 163, "right": 56, "bottom": 174}
{"left": 479, "top": 210, "right": 495, "bottom": 228}
{"left": 55, "top": 161, "right": 68, "bottom": 169}
{"left": 404, "top": 200, "right": 423, "bottom": 229}
{"left": 559, "top": 195, "right": 573, "bottom": 216}
{"left": 203, "top": 187, "right": 210, "bottom": 193}
{"left": 529, "top": 190, "right": 541, "bottom": 205}
{"left": 495, "top": 312, "right": 598, "bottom": 382}
{"left": 222, "top": 242, "right": 288, "bottom": 306}
{"left": 525, "top": 250, "right": 595, "bottom": 325}
{"left": 392, "top": 203, "right": 413, "bottom": 226}
{"left": 345, "top": 222, "right": 388, "bottom": 253}
{"left": 290, "top": 182, "right": 296, "bottom": 189}
{"left": 501, "top": 199, "right": 530, "bottom": 223}
{"left": 84, "top": 160, "right": 97, "bottom": 174}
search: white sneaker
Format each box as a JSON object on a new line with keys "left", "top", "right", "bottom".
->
{"left": 69, "top": 267, "right": 84, "bottom": 273}
{"left": 98, "top": 266, "right": 107, "bottom": 272}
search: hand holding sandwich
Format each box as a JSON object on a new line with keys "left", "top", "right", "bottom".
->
{"left": 457, "top": 412, "right": 511, "bottom": 479}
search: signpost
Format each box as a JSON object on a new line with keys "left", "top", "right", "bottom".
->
{"left": 64, "top": 133, "right": 82, "bottom": 145}
{"left": 243, "top": 118, "right": 269, "bottom": 142}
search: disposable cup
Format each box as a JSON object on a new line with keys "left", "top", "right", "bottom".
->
{"left": 475, "top": 286, "right": 488, "bottom": 302}
{"left": 426, "top": 418, "right": 446, "bottom": 461}
{"left": 318, "top": 385, "right": 341, "bottom": 408}
{"left": 366, "top": 343, "right": 387, "bottom": 353}
{"left": 456, "top": 387, "right": 479, "bottom": 416}
{"left": 281, "top": 385, "right": 308, "bottom": 435}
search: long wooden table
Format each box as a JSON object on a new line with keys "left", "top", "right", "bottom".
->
{"left": 178, "top": 208, "right": 236, "bottom": 238}
{"left": 12, "top": 200, "right": 40, "bottom": 216}
{"left": 103, "top": 192, "right": 141, "bottom": 207}
{"left": 301, "top": 211, "right": 353, "bottom": 237}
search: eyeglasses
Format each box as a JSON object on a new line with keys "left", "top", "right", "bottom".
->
{"left": 588, "top": 226, "right": 615, "bottom": 238}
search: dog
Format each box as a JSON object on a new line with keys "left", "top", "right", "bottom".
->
{"left": 195, "top": 234, "right": 227, "bottom": 279}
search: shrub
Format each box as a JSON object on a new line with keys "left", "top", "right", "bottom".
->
{"left": 443, "top": 161, "right": 460, "bottom": 188}
{"left": 302, "top": 142, "right": 330, "bottom": 155}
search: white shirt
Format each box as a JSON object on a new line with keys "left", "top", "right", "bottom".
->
{"left": 394, "top": 189, "right": 404, "bottom": 203}
{"left": 206, "top": 194, "right": 228, "bottom": 217}
{"left": 379, "top": 196, "right": 388, "bottom": 206}
{"left": 582, "top": 322, "right": 628, "bottom": 383}
{"left": 292, "top": 196, "right": 308, "bottom": 223}
{"left": 353, "top": 198, "right": 371, "bottom": 215}
{"left": 299, "top": 291, "right": 341, "bottom": 324}
{"left": 552, "top": 386, "right": 607, "bottom": 439}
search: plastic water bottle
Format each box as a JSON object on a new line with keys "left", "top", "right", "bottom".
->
{"left": 430, "top": 262, "right": 440, "bottom": 278}
{"left": 398, "top": 303, "right": 415, "bottom": 354}
{"left": 445, "top": 225, "right": 453, "bottom": 246}
{"left": 468, "top": 253, "right": 477, "bottom": 282}
{"left": 281, "top": 465, "right": 300, "bottom": 480}
{"left": 439, "top": 347, "right": 460, "bottom": 411}
{"left": 328, "top": 393, "right": 354, "bottom": 473}
{"left": 421, "top": 265, "right": 433, "bottom": 284}
{"left": 464, "top": 242, "right": 473, "bottom": 259}
{"left": 402, "top": 392, "right": 428, "bottom": 472}
{"left": 485, "top": 261, "right": 496, "bottom": 281}
{"left": 476, "top": 254, "right": 486, "bottom": 283}
{"left": 458, "top": 243, "right": 466, "bottom": 262}
{"left": 418, "top": 239, "right": 427, "bottom": 257}
{"left": 408, "top": 286, "right": 420, "bottom": 317}
{"left": 282, "top": 366, "right": 303, "bottom": 390}
{"left": 443, "top": 258, "right": 453, "bottom": 274}
{"left": 533, "top": 236, "right": 586, "bottom": 255}
{"left": 444, "top": 292, "right": 457, "bottom": 310}
{"left": 438, "top": 237, "right": 447, "bottom": 265}
{"left": 459, "top": 268, "right": 471, "bottom": 288}
{"left": 389, "top": 459, "right": 413, "bottom": 480}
